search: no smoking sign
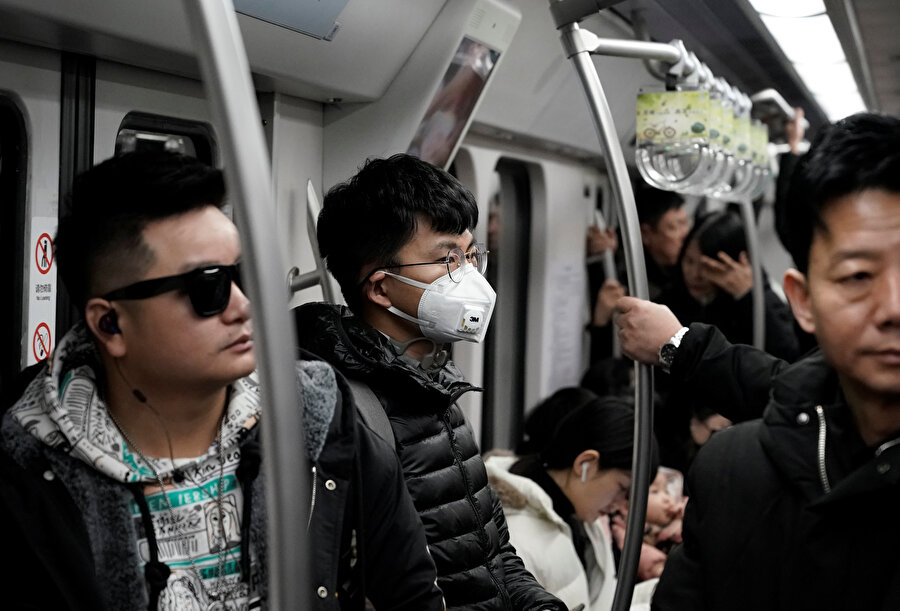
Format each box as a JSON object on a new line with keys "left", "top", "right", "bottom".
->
{"left": 33, "top": 323, "right": 52, "bottom": 362}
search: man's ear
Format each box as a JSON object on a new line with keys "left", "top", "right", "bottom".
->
{"left": 362, "top": 270, "right": 393, "bottom": 309}
{"left": 783, "top": 268, "right": 815, "bottom": 335}
{"left": 84, "top": 298, "right": 127, "bottom": 358}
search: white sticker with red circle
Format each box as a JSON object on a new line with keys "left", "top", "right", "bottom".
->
{"left": 27, "top": 217, "right": 58, "bottom": 365}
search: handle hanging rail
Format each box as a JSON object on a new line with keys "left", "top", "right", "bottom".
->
{"left": 556, "top": 4, "right": 787, "bottom": 353}
{"left": 181, "top": 1, "right": 309, "bottom": 607}
{"left": 550, "top": 6, "right": 655, "bottom": 610}
{"left": 287, "top": 180, "right": 336, "bottom": 302}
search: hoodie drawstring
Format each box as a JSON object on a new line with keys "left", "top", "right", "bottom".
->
{"left": 128, "top": 484, "right": 171, "bottom": 611}
{"left": 129, "top": 436, "right": 262, "bottom": 609}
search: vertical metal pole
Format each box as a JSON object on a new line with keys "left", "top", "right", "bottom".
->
{"left": 560, "top": 21, "right": 653, "bottom": 611}
{"left": 181, "top": 1, "right": 308, "bottom": 608}
{"left": 593, "top": 209, "right": 622, "bottom": 358}
{"left": 736, "top": 198, "right": 765, "bottom": 349}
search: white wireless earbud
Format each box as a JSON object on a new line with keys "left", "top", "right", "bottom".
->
{"left": 580, "top": 462, "right": 589, "bottom": 483}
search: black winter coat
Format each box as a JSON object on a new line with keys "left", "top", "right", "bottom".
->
{"left": 0, "top": 355, "right": 443, "bottom": 610}
{"left": 294, "top": 303, "right": 565, "bottom": 611}
{"left": 650, "top": 281, "right": 799, "bottom": 471}
{"left": 652, "top": 324, "right": 900, "bottom": 610}
{"left": 657, "top": 276, "right": 800, "bottom": 363}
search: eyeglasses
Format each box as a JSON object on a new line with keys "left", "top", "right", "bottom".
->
{"left": 103, "top": 264, "right": 242, "bottom": 317}
{"left": 359, "top": 243, "right": 489, "bottom": 287}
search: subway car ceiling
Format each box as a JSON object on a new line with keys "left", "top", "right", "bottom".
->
{"left": 1, "top": 0, "right": 897, "bottom": 167}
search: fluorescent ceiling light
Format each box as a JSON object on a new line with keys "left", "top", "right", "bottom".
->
{"left": 749, "top": 0, "right": 867, "bottom": 120}
{"left": 747, "top": 0, "right": 825, "bottom": 18}
{"left": 816, "top": 90, "right": 866, "bottom": 122}
{"left": 759, "top": 14, "right": 844, "bottom": 63}
{"left": 792, "top": 61, "right": 856, "bottom": 96}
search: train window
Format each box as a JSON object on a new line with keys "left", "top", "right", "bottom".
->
{"left": 0, "top": 95, "right": 28, "bottom": 397}
{"left": 115, "top": 112, "right": 217, "bottom": 165}
{"left": 116, "top": 129, "right": 197, "bottom": 157}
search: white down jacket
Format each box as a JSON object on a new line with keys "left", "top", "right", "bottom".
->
{"left": 485, "top": 455, "right": 656, "bottom": 611}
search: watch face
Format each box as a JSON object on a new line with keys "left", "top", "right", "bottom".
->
{"left": 660, "top": 342, "right": 677, "bottom": 364}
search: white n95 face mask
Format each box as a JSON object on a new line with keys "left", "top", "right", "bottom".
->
{"left": 384, "top": 263, "right": 496, "bottom": 344}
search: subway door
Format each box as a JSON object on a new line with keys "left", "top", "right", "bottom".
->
{"left": 453, "top": 148, "right": 533, "bottom": 453}
{"left": 0, "top": 41, "right": 62, "bottom": 394}
{"left": 481, "top": 157, "right": 534, "bottom": 452}
{"left": 522, "top": 160, "right": 595, "bottom": 417}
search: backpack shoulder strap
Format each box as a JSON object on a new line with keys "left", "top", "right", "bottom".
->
{"left": 346, "top": 378, "right": 395, "bottom": 451}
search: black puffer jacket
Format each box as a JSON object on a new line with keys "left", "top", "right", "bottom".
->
{"left": 652, "top": 325, "right": 900, "bottom": 610}
{"left": 294, "top": 303, "right": 565, "bottom": 611}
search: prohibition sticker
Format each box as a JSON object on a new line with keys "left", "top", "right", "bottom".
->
{"left": 35, "top": 232, "right": 53, "bottom": 274}
{"left": 33, "top": 322, "right": 52, "bottom": 362}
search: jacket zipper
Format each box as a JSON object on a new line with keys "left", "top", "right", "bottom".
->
{"left": 443, "top": 410, "right": 511, "bottom": 609}
{"left": 875, "top": 437, "right": 900, "bottom": 456}
{"left": 307, "top": 465, "right": 317, "bottom": 531}
{"left": 815, "top": 405, "right": 832, "bottom": 494}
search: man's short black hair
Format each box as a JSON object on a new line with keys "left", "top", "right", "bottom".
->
{"left": 783, "top": 112, "right": 900, "bottom": 273}
{"left": 637, "top": 186, "right": 685, "bottom": 228}
{"left": 55, "top": 151, "right": 226, "bottom": 310}
{"left": 318, "top": 153, "right": 479, "bottom": 313}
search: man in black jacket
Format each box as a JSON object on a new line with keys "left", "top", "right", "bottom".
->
{"left": 613, "top": 113, "right": 900, "bottom": 609}
{"left": 0, "top": 152, "right": 443, "bottom": 610}
{"left": 295, "top": 154, "right": 564, "bottom": 610}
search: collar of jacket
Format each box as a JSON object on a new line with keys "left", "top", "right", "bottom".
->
{"left": 293, "top": 302, "right": 480, "bottom": 407}
{"left": 759, "top": 350, "right": 900, "bottom": 507}
{"left": 485, "top": 455, "right": 572, "bottom": 534}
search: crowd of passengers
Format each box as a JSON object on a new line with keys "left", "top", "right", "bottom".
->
{"left": 1, "top": 109, "right": 899, "bottom": 611}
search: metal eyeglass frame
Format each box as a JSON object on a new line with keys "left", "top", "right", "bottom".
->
{"left": 357, "top": 243, "right": 489, "bottom": 288}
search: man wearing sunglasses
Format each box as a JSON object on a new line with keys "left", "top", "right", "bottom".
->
{"left": 294, "top": 154, "right": 565, "bottom": 610}
{"left": 0, "top": 152, "right": 443, "bottom": 609}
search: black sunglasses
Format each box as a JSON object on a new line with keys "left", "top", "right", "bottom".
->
{"left": 103, "top": 264, "right": 242, "bottom": 317}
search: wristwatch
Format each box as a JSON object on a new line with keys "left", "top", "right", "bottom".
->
{"left": 658, "top": 327, "right": 690, "bottom": 374}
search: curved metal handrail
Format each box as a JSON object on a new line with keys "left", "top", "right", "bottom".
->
{"left": 181, "top": 1, "right": 308, "bottom": 607}
{"left": 554, "top": 14, "right": 655, "bottom": 611}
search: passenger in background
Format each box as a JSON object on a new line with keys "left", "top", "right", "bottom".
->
{"left": 634, "top": 188, "right": 691, "bottom": 301}
{"left": 774, "top": 106, "right": 819, "bottom": 355}
{"left": 648, "top": 208, "right": 799, "bottom": 471}
{"left": 614, "top": 113, "right": 900, "bottom": 610}
{"left": 294, "top": 153, "right": 565, "bottom": 610}
{"left": 579, "top": 357, "right": 634, "bottom": 403}
{"left": 586, "top": 187, "right": 689, "bottom": 364}
{"left": 487, "top": 388, "right": 660, "bottom": 611}
{"left": 610, "top": 468, "right": 685, "bottom": 565}
{"left": 0, "top": 152, "right": 443, "bottom": 610}
{"left": 685, "top": 404, "right": 731, "bottom": 466}
{"left": 659, "top": 208, "right": 799, "bottom": 362}
{"left": 773, "top": 106, "right": 807, "bottom": 254}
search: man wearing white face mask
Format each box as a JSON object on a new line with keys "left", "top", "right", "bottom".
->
{"left": 294, "top": 154, "right": 565, "bottom": 611}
